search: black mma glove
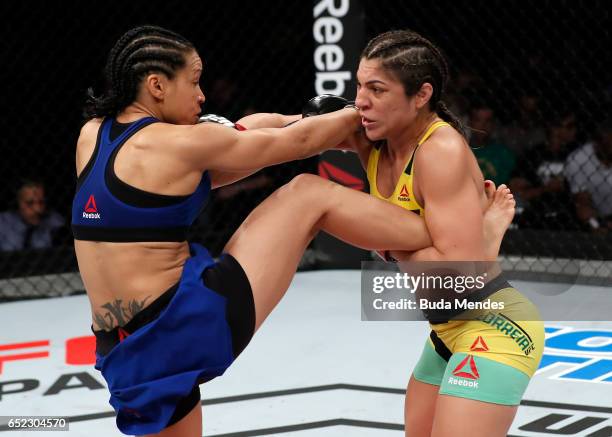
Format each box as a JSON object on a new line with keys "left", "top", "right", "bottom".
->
{"left": 302, "top": 94, "right": 355, "bottom": 118}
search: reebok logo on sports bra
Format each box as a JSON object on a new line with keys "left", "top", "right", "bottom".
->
{"left": 398, "top": 184, "right": 410, "bottom": 202}
{"left": 82, "top": 194, "right": 101, "bottom": 219}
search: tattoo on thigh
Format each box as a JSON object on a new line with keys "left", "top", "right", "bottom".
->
{"left": 94, "top": 296, "right": 151, "bottom": 330}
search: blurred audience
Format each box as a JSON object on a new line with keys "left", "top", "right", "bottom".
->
{"left": 509, "top": 110, "right": 579, "bottom": 229}
{"left": 0, "top": 180, "right": 65, "bottom": 251}
{"left": 564, "top": 117, "right": 612, "bottom": 233}
{"left": 446, "top": 68, "right": 485, "bottom": 126}
{"left": 498, "top": 89, "right": 546, "bottom": 153}
{"left": 469, "top": 100, "right": 516, "bottom": 185}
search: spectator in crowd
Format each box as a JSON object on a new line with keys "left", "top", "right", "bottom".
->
{"left": 470, "top": 100, "right": 516, "bottom": 185}
{"left": 498, "top": 89, "right": 546, "bottom": 154}
{"left": 509, "top": 110, "right": 579, "bottom": 229}
{"left": 565, "top": 117, "right": 612, "bottom": 233}
{"left": 0, "top": 180, "right": 65, "bottom": 251}
{"left": 444, "top": 68, "right": 484, "bottom": 126}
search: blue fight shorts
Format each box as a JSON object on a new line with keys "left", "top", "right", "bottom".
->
{"left": 93, "top": 243, "right": 255, "bottom": 435}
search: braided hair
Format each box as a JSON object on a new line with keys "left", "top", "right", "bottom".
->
{"left": 84, "top": 25, "right": 195, "bottom": 119}
{"left": 362, "top": 30, "right": 466, "bottom": 139}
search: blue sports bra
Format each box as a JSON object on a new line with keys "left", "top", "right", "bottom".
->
{"left": 71, "top": 117, "right": 210, "bottom": 242}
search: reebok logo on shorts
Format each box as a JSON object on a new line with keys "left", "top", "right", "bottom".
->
{"left": 452, "top": 355, "right": 480, "bottom": 379}
{"left": 447, "top": 376, "right": 479, "bottom": 388}
{"left": 470, "top": 336, "right": 489, "bottom": 352}
{"left": 449, "top": 355, "right": 480, "bottom": 388}
{"left": 83, "top": 195, "right": 101, "bottom": 219}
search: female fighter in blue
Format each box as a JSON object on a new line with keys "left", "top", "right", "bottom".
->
{"left": 72, "top": 25, "right": 442, "bottom": 436}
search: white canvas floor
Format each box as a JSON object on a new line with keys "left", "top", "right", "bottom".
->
{"left": 1, "top": 271, "right": 611, "bottom": 436}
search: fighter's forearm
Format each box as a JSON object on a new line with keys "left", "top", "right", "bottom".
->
{"left": 209, "top": 113, "right": 302, "bottom": 188}
{"left": 236, "top": 113, "right": 301, "bottom": 129}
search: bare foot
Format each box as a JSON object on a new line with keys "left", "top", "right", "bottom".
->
{"left": 484, "top": 179, "right": 496, "bottom": 208}
{"left": 483, "top": 182, "right": 516, "bottom": 260}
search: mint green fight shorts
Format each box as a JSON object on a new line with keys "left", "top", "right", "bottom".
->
{"left": 412, "top": 334, "right": 532, "bottom": 405}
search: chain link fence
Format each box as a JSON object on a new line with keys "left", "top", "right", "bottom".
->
{"left": 1, "top": 0, "right": 610, "bottom": 299}
{"left": 364, "top": 0, "right": 612, "bottom": 283}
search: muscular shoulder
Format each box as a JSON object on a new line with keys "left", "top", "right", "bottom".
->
{"left": 76, "top": 119, "right": 103, "bottom": 174}
{"left": 78, "top": 118, "right": 102, "bottom": 145}
{"left": 416, "top": 125, "right": 470, "bottom": 172}
{"left": 137, "top": 122, "right": 240, "bottom": 173}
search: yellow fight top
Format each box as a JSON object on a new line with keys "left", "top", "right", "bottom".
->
{"left": 366, "top": 120, "right": 544, "bottom": 377}
{"left": 366, "top": 121, "right": 450, "bottom": 216}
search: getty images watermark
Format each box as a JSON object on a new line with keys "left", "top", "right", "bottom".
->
{"left": 361, "top": 261, "right": 544, "bottom": 322}
{"left": 361, "top": 260, "right": 612, "bottom": 322}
